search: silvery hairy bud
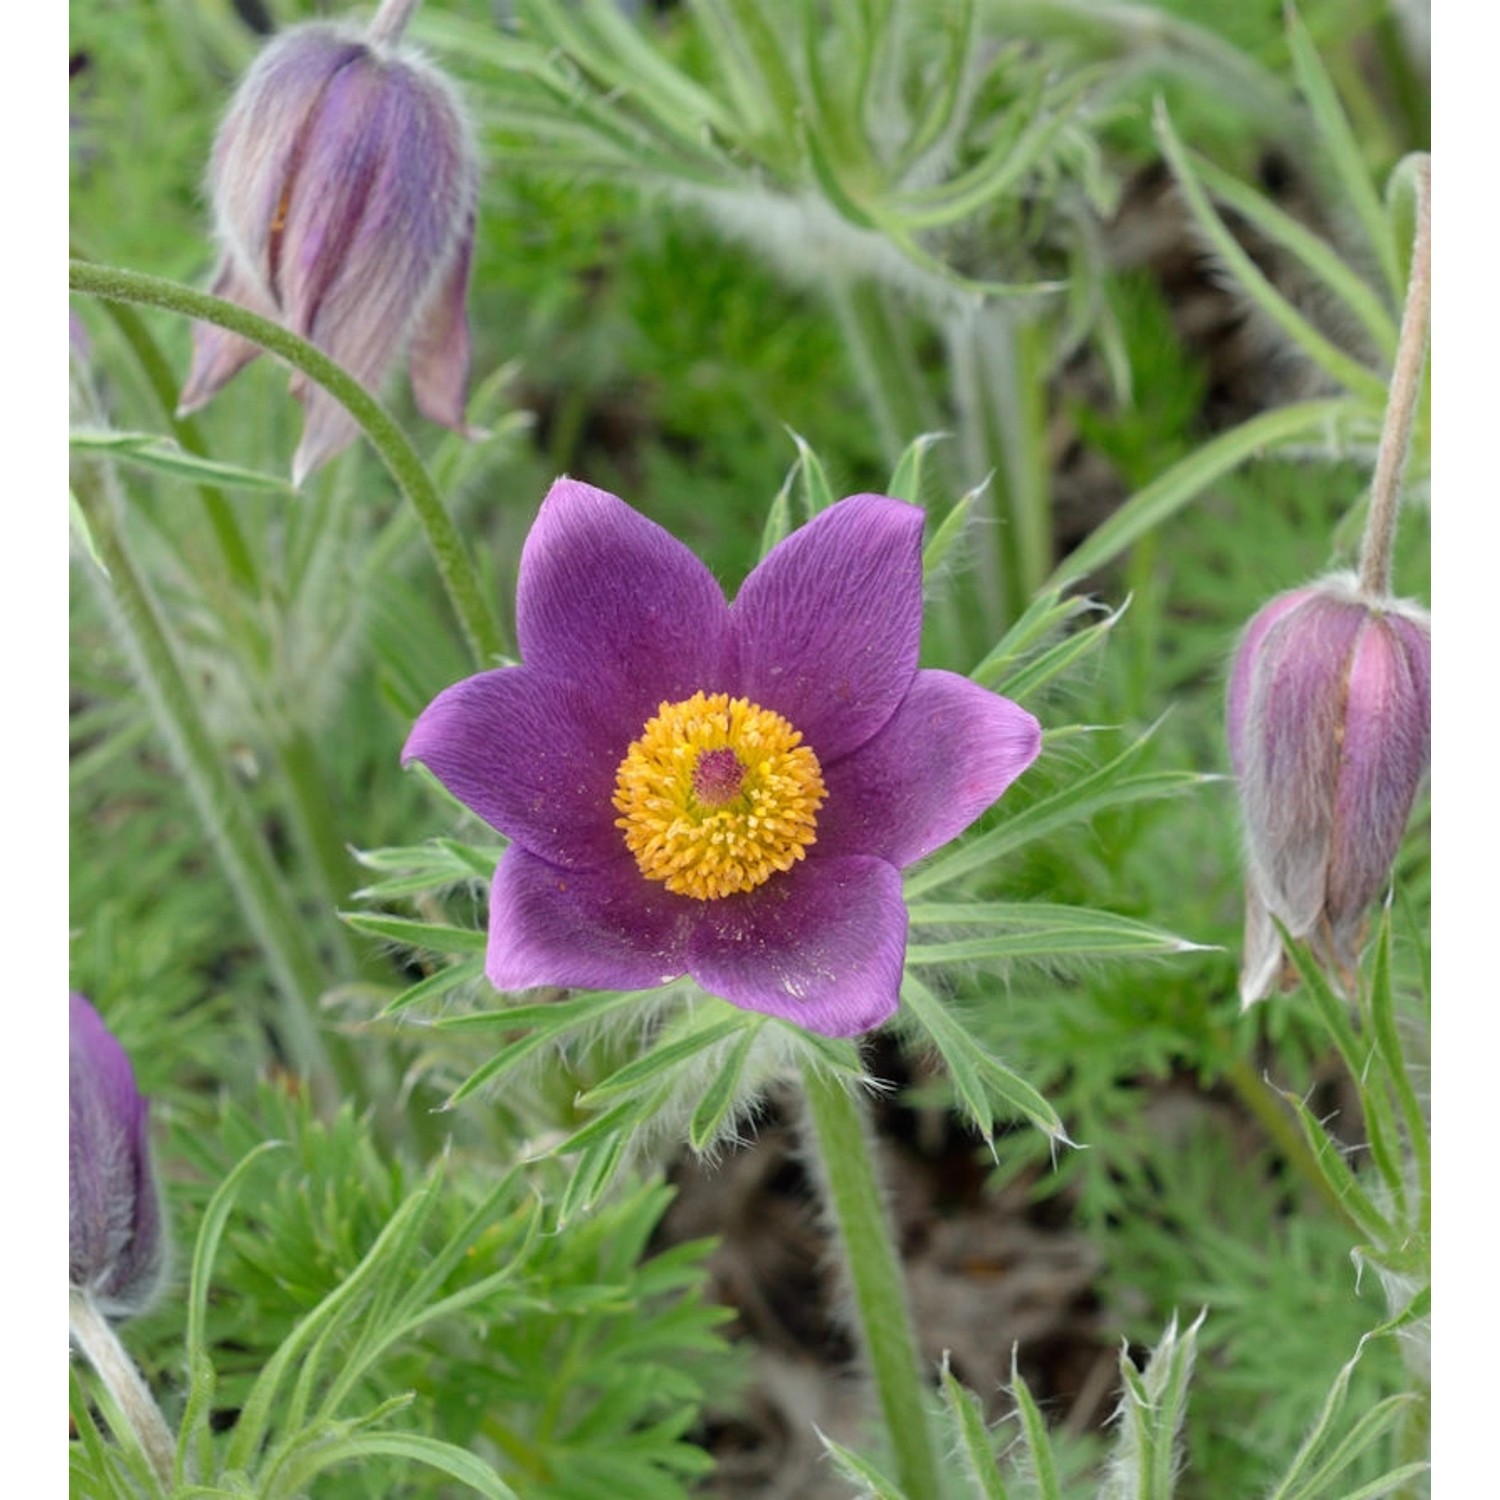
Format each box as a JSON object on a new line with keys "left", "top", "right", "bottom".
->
{"left": 70, "top": 994, "right": 166, "bottom": 1318}
{"left": 1227, "top": 574, "right": 1431, "bottom": 1006}
{"left": 178, "top": 1, "right": 478, "bottom": 483}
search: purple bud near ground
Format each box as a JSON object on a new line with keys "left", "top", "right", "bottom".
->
{"left": 178, "top": 17, "right": 479, "bottom": 483}
{"left": 1227, "top": 574, "right": 1430, "bottom": 1006}
{"left": 69, "top": 994, "right": 165, "bottom": 1318}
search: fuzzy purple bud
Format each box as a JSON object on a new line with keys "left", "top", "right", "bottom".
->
{"left": 1227, "top": 574, "right": 1430, "bottom": 1006}
{"left": 70, "top": 994, "right": 165, "bottom": 1318}
{"left": 178, "top": 18, "right": 478, "bottom": 483}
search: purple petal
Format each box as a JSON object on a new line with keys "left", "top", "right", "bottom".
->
{"left": 402, "top": 667, "right": 630, "bottom": 869}
{"left": 1325, "top": 611, "right": 1431, "bottom": 944}
{"left": 730, "top": 495, "right": 924, "bottom": 762}
{"left": 209, "top": 26, "right": 365, "bottom": 278}
{"left": 176, "top": 256, "right": 277, "bottom": 416}
{"left": 687, "top": 855, "right": 907, "bottom": 1036}
{"left": 408, "top": 212, "right": 476, "bottom": 435}
{"left": 69, "top": 994, "right": 163, "bottom": 1314}
{"left": 1237, "top": 593, "right": 1366, "bottom": 933}
{"left": 818, "top": 670, "right": 1042, "bottom": 867}
{"left": 515, "top": 479, "right": 731, "bottom": 715}
{"left": 486, "top": 847, "right": 692, "bottom": 992}
{"left": 290, "top": 383, "right": 360, "bottom": 485}
{"left": 1226, "top": 586, "right": 1317, "bottom": 776}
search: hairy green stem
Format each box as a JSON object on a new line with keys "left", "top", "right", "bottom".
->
{"left": 68, "top": 259, "right": 507, "bottom": 669}
{"left": 70, "top": 1288, "right": 177, "bottom": 1488}
{"left": 1358, "top": 156, "right": 1430, "bottom": 602}
{"left": 73, "top": 462, "right": 347, "bottom": 1107}
{"left": 798, "top": 1062, "right": 941, "bottom": 1498}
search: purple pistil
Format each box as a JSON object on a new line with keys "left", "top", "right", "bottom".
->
{"left": 693, "top": 747, "right": 746, "bottom": 806}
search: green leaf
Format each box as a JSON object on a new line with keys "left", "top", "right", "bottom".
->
{"left": 339, "top": 911, "right": 487, "bottom": 956}
{"left": 907, "top": 900, "right": 1209, "bottom": 964}
{"left": 921, "top": 486, "right": 978, "bottom": 584}
{"left": 900, "top": 973, "right": 1067, "bottom": 1142}
{"left": 69, "top": 488, "right": 109, "bottom": 575}
{"left": 1284, "top": 4, "right": 1401, "bottom": 302}
{"left": 70, "top": 427, "right": 295, "bottom": 492}
{"left": 1047, "top": 398, "right": 1367, "bottom": 591}
{"left": 783, "top": 426, "right": 838, "bottom": 515}
{"left": 975, "top": 597, "right": 1126, "bottom": 698}
{"left": 1183, "top": 148, "right": 1397, "bottom": 359}
{"left": 378, "top": 956, "right": 484, "bottom": 1019}
{"left": 689, "top": 1020, "right": 766, "bottom": 1151}
{"left": 887, "top": 430, "right": 948, "bottom": 505}
{"left": 816, "top": 1434, "right": 907, "bottom": 1499}
{"left": 1154, "top": 102, "right": 1387, "bottom": 407}
{"left": 1008, "top": 1355, "right": 1063, "bottom": 1500}
{"left": 577, "top": 1014, "right": 748, "bottom": 1105}
{"left": 283, "top": 1430, "right": 520, "bottom": 1500}
{"left": 941, "top": 1362, "right": 1010, "bottom": 1500}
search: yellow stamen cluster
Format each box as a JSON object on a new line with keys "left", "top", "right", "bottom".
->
{"left": 613, "top": 691, "right": 826, "bottom": 901}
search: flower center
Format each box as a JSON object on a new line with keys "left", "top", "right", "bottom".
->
{"left": 612, "top": 691, "right": 827, "bottom": 901}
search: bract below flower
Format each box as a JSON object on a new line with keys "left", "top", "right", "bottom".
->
{"left": 404, "top": 479, "right": 1042, "bottom": 1037}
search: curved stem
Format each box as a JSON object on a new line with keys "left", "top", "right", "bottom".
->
{"left": 798, "top": 1061, "right": 941, "bottom": 1499}
{"left": 70, "top": 1288, "right": 177, "bottom": 1488}
{"left": 1358, "top": 156, "right": 1431, "bottom": 601}
{"left": 68, "top": 259, "right": 508, "bottom": 669}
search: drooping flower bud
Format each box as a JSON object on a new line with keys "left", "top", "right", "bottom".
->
{"left": 1227, "top": 574, "right": 1430, "bottom": 1006}
{"left": 178, "top": 7, "right": 478, "bottom": 483}
{"left": 70, "top": 994, "right": 166, "bottom": 1318}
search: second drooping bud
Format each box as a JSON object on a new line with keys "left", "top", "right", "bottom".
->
{"left": 179, "top": 4, "right": 478, "bottom": 482}
{"left": 1227, "top": 575, "right": 1431, "bottom": 1006}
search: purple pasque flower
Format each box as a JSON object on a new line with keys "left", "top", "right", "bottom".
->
{"left": 70, "top": 994, "right": 165, "bottom": 1318}
{"left": 177, "top": 16, "right": 478, "bottom": 484}
{"left": 1227, "top": 573, "right": 1431, "bottom": 1006}
{"left": 404, "top": 480, "right": 1042, "bottom": 1037}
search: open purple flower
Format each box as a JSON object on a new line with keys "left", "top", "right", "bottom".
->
{"left": 70, "top": 994, "right": 165, "bottom": 1318}
{"left": 404, "top": 480, "right": 1042, "bottom": 1037}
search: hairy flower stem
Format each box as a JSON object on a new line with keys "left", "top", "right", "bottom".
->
{"left": 72, "top": 462, "right": 351, "bottom": 1111}
{"left": 68, "top": 260, "right": 509, "bottom": 669}
{"left": 799, "top": 1063, "right": 941, "bottom": 1498}
{"left": 70, "top": 1288, "right": 177, "bottom": 1487}
{"left": 1357, "top": 156, "right": 1431, "bottom": 602}
{"left": 367, "top": 0, "right": 422, "bottom": 47}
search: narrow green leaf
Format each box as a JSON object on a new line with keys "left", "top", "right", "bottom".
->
{"left": 1186, "top": 149, "right": 1397, "bottom": 358}
{"left": 922, "top": 488, "right": 977, "bottom": 584}
{"left": 1284, "top": 4, "right": 1402, "bottom": 301}
{"left": 784, "top": 426, "right": 838, "bottom": 514}
{"left": 941, "top": 1363, "right": 1010, "bottom": 1500}
{"left": 69, "top": 488, "right": 109, "bottom": 575}
{"left": 1155, "top": 102, "right": 1387, "bottom": 406}
{"left": 816, "top": 1433, "right": 907, "bottom": 1499}
{"left": 70, "top": 427, "right": 296, "bottom": 492}
{"left": 690, "top": 1019, "right": 767, "bottom": 1151}
{"left": 1009, "top": 1357, "right": 1063, "bottom": 1500}
{"left": 378, "top": 956, "right": 483, "bottom": 1019}
{"left": 577, "top": 1015, "right": 747, "bottom": 1104}
{"left": 339, "top": 911, "right": 487, "bottom": 955}
{"left": 1275, "top": 1089, "right": 1392, "bottom": 1245}
{"left": 287, "top": 1430, "right": 519, "bottom": 1500}
{"left": 907, "top": 900, "right": 1208, "bottom": 963}
{"left": 1047, "top": 398, "right": 1366, "bottom": 590}
{"left": 977, "top": 598, "right": 1127, "bottom": 698}
{"left": 887, "top": 430, "right": 948, "bottom": 505}
{"left": 901, "top": 974, "right": 1066, "bottom": 1141}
